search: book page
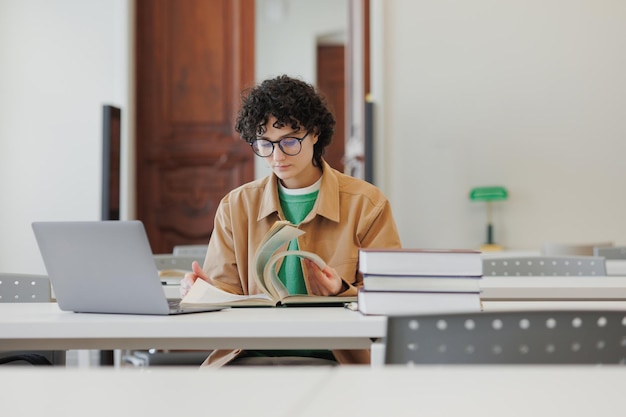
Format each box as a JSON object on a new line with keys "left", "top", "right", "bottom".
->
{"left": 181, "top": 221, "right": 336, "bottom": 307}
{"left": 181, "top": 278, "right": 273, "bottom": 307}
{"left": 263, "top": 249, "right": 356, "bottom": 305}
{"left": 253, "top": 222, "right": 305, "bottom": 297}
{"left": 263, "top": 249, "right": 327, "bottom": 300}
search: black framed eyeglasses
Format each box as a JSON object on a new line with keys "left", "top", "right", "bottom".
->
{"left": 250, "top": 131, "right": 310, "bottom": 157}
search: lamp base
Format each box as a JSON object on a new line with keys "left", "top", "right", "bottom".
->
{"left": 480, "top": 243, "right": 503, "bottom": 252}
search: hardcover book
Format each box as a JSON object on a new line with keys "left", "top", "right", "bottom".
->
{"left": 362, "top": 274, "right": 481, "bottom": 293}
{"left": 357, "top": 289, "right": 482, "bottom": 316}
{"left": 180, "top": 221, "right": 355, "bottom": 307}
{"left": 359, "top": 248, "right": 482, "bottom": 276}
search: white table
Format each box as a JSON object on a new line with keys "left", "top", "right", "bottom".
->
{"left": 483, "top": 300, "right": 626, "bottom": 312}
{"left": 2, "top": 366, "right": 626, "bottom": 417}
{"left": 606, "top": 259, "right": 626, "bottom": 275}
{"left": 0, "top": 303, "right": 386, "bottom": 351}
{"left": 480, "top": 275, "right": 626, "bottom": 300}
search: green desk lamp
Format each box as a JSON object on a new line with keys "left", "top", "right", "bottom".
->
{"left": 470, "top": 186, "right": 508, "bottom": 251}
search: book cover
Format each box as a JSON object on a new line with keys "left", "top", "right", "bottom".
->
{"left": 180, "top": 221, "right": 355, "bottom": 307}
{"left": 357, "top": 289, "right": 482, "bottom": 316}
{"left": 359, "top": 248, "right": 483, "bottom": 276}
{"left": 362, "top": 274, "right": 481, "bottom": 293}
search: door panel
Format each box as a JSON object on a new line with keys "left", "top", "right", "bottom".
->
{"left": 317, "top": 45, "right": 346, "bottom": 173}
{"left": 136, "top": 0, "right": 255, "bottom": 253}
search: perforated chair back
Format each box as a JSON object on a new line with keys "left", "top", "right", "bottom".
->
{"left": 594, "top": 246, "right": 626, "bottom": 260}
{"left": 385, "top": 310, "right": 626, "bottom": 365}
{"left": 0, "top": 274, "right": 61, "bottom": 366}
{"left": 483, "top": 256, "right": 606, "bottom": 276}
{"left": 0, "top": 273, "right": 51, "bottom": 303}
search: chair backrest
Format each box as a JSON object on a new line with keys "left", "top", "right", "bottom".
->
{"left": 153, "top": 254, "right": 203, "bottom": 271}
{"left": 0, "top": 273, "right": 51, "bottom": 303}
{"left": 482, "top": 256, "right": 606, "bottom": 276}
{"left": 172, "top": 244, "right": 208, "bottom": 258}
{"left": 385, "top": 310, "right": 626, "bottom": 365}
{"left": 0, "top": 273, "right": 57, "bottom": 365}
{"left": 541, "top": 242, "right": 613, "bottom": 256}
{"left": 594, "top": 246, "right": 626, "bottom": 260}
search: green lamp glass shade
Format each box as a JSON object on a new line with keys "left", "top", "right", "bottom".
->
{"left": 469, "top": 186, "right": 508, "bottom": 202}
{"left": 470, "top": 186, "right": 508, "bottom": 248}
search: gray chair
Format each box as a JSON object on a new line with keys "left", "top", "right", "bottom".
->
{"left": 0, "top": 273, "right": 50, "bottom": 303}
{"left": 172, "top": 244, "right": 208, "bottom": 259}
{"left": 594, "top": 246, "right": 626, "bottom": 260}
{"left": 122, "top": 350, "right": 209, "bottom": 367}
{"left": 482, "top": 256, "right": 606, "bottom": 276}
{"left": 541, "top": 242, "right": 613, "bottom": 256}
{"left": 154, "top": 254, "right": 203, "bottom": 272}
{"left": 385, "top": 310, "right": 626, "bottom": 365}
{"left": 0, "top": 273, "right": 65, "bottom": 365}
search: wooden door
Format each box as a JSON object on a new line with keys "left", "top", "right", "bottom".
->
{"left": 135, "top": 0, "right": 255, "bottom": 253}
{"left": 317, "top": 45, "right": 346, "bottom": 173}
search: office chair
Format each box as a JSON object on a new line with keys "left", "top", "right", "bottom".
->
{"left": 594, "top": 246, "right": 626, "bottom": 260}
{"left": 385, "top": 310, "right": 626, "bottom": 365}
{"left": 172, "top": 244, "right": 208, "bottom": 259}
{"left": 0, "top": 273, "right": 65, "bottom": 366}
{"left": 482, "top": 256, "right": 606, "bottom": 276}
{"left": 154, "top": 254, "right": 204, "bottom": 275}
{"left": 541, "top": 242, "right": 613, "bottom": 257}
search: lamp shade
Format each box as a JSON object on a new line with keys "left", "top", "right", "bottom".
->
{"left": 469, "top": 186, "right": 508, "bottom": 202}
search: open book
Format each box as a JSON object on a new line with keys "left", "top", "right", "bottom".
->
{"left": 180, "top": 221, "right": 356, "bottom": 307}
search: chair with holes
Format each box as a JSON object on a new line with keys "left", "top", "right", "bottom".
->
{"left": 594, "top": 246, "right": 626, "bottom": 260}
{"left": 0, "top": 273, "right": 65, "bottom": 365}
{"left": 595, "top": 247, "right": 626, "bottom": 276}
{"left": 482, "top": 256, "right": 606, "bottom": 277}
{"left": 385, "top": 310, "right": 626, "bottom": 365}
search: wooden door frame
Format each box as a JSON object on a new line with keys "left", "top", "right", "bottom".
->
{"left": 345, "top": 0, "right": 370, "bottom": 181}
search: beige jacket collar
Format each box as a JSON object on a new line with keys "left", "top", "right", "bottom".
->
{"left": 257, "top": 160, "right": 340, "bottom": 223}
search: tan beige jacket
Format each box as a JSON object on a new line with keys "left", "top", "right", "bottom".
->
{"left": 201, "top": 160, "right": 401, "bottom": 367}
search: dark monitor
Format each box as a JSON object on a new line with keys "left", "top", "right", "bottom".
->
{"left": 102, "top": 105, "right": 121, "bottom": 221}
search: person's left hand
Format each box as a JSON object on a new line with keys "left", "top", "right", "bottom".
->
{"left": 303, "top": 259, "right": 343, "bottom": 296}
{"left": 179, "top": 261, "right": 213, "bottom": 298}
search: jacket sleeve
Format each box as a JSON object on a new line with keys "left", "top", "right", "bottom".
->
{"left": 337, "top": 199, "right": 402, "bottom": 296}
{"left": 203, "top": 197, "right": 246, "bottom": 295}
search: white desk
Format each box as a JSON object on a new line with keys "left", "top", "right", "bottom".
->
{"left": 0, "top": 303, "right": 385, "bottom": 351}
{"left": 483, "top": 300, "right": 626, "bottom": 311}
{"left": 606, "top": 259, "right": 626, "bottom": 275}
{"left": 2, "top": 366, "right": 626, "bottom": 417}
{"left": 480, "top": 275, "right": 626, "bottom": 300}
{"left": 301, "top": 366, "right": 626, "bottom": 417}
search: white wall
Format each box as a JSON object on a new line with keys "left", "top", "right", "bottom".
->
{"left": 372, "top": 0, "right": 626, "bottom": 250}
{"left": 0, "top": 0, "right": 132, "bottom": 274}
{"left": 2, "top": 0, "right": 625, "bottom": 275}
{"left": 254, "top": 0, "right": 347, "bottom": 179}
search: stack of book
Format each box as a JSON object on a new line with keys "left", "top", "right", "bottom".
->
{"left": 357, "top": 248, "right": 483, "bottom": 315}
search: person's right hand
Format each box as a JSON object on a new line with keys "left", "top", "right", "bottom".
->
{"left": 180, "top": 261, "right": 212, "bottom": 298}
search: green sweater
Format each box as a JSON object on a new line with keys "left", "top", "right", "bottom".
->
{"left": 278, "top": 187, "right": 319, "bottom": 294}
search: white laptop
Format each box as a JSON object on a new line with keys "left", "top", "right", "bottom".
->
{"left": 32, "top": 220, "right": 223, "bottom": 315}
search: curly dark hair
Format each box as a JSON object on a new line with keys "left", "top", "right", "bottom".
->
{"left": 235, "top": 75, "right": 336, "bottom": 167}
